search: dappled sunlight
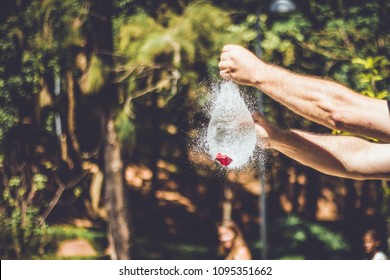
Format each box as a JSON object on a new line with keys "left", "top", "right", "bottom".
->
{"left": 227, "top": 169, "right": 263, "bottom": 195}
{"left": 317, "top": 187, "right": 338, "bottom": 221}
{"left": 280, "top": 194, "right": 293, "bottom": 213}
{"left": 242, "top": 180, "right": 262, "bottom": 196}
{"left": 56, "top": 239, "right": 97, "bottom": 258}
{"left": 156, "top": 190, "right": 196, "bottom": 213}
{"left": 126, "top": 162, "right": 196, "bottom": 212}
{"left": 163, "top": 124, "right": 178, "bottom": 135}
{"left": 157, "top": 159, "right": 178, "bottom": 173}
{"left": 188, "top": 149, "right": 215, "bottom": 168}
{"left": 125, "top": 164, "right": 153, "bottom": 192}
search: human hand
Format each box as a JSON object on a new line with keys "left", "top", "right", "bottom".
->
{"left": 252, "top": 111, "right": 273, "bottom": 148}
{"left": 219, "top": 45, "right": 265, "bottom": 86}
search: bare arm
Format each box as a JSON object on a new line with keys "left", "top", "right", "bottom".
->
{"left": 233, "top": 246, "right": 252, "bottom": 260}
{"left": 219, "top": 44, "right": 390, "bottom": 142}
{"left": 253, "top": 112, "right": 390, "bottom": 180}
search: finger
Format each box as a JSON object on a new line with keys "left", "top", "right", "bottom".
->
{"left": 218, "top": 60, "right": 230, "bottom": 71}
{"left": 222, "top": 45, "right": 232, "bottom": 53}
{"left": 252, "top": 110, "right": 263, "bottom": 121}
{"left": 222, "top": 44, "right": 237, "bottom": 52}
{"left": 220, "top": 51, "right": 231, "bottom": 62}
{"left": 219, "top": 70, "right": 230, "bottom": 80}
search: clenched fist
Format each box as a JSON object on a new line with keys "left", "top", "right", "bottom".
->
{"left": 219, "top": 44, "right": 266, "bottom": 86}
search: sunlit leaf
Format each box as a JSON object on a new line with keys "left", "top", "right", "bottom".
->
{"left": 79, "top": 54, "right": 106, "bottom": 94}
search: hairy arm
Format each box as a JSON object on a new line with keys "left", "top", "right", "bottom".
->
{"left": 253, "top": 112, "right": 390, "bottom": 180}
{"left": 219, "top": 45, "right": 390, "bottom": 142}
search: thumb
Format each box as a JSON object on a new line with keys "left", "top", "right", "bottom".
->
{"left": 255, "top": 123, "right": 270, "bottom": 148}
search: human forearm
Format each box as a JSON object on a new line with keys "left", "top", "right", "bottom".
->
{"left": 254, "top": 63, "right": 352, "bottom": 127}
{"left": 267, "top": 128, "right": 390, "bottom": 180}
{"left": 255, "top": 63, "right": 390, "bottom": 141}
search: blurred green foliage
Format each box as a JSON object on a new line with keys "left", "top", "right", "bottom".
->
{"left": 0, "top": 207, "right": 53, "bottom": 259}
{"left": 0, "top": 209, "right": 107, "bottom": 259}
{"left": 269, "top": 215, "right": 350, "bottom": 260}
{"left": 352, "top": 56, "right": 389, "bottom": 99}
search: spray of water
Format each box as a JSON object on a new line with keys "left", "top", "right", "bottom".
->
{"left": 187, "top": 80, "right": 268, "bottom": 174}
{"left": 206, "top": 81, "right": 256, "bottom": 169}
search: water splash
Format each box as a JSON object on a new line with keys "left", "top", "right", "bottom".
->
{"left": 206, "top": 81, "right": 257, "bottom": 169}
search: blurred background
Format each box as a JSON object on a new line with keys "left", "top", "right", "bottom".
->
{"left": 0, "top": 0, "right": 389, "bottom": 260}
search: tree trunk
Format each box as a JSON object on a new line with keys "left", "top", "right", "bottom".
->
{"left": 222, "top": 186, "right": 233, "bottom": 221}
{"left": 90, "top": 0, "right": 132, "bottom": 259}
{"left": 104, "top": 109, "right": 131, "bottom": 259}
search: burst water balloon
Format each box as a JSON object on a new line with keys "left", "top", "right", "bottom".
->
{"left": 207, "top": 81, "right": 256, "bottom": 169}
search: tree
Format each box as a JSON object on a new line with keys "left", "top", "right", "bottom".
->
{"left": 89, "top": 0, "right": 132, "bottom": 260}
{"left": 0, "top": 0, "right": 88, "bottom": 259}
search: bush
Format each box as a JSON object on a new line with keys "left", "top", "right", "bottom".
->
{"left": 0, "top": 207, "right": 56, "bottom": 259}
{"left": 269, "top": 215, "right": 350, "bottom": 260}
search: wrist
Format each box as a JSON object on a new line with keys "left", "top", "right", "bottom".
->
{"left": 267, "top": 125, "right": 285, "bottom": 150}
{"left": 253, "top": 62, "right": 270, "bottom": 88}
{"left": 254, "top": 121, "right": 280, "bottom": 150}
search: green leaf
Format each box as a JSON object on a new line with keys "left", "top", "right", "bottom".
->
{"left": 115, "top": 110, "right": 136, "bottom": 148}
{"left": 79, "top": 54, "right": 106, "bottom": 94}
{"left": 33, "top": 174, "right": 48, "bottom": 191}
{"left": 73, "top": 187, "right": 82, "bottom": 198}
{"left": 376, "top": 90, "right": 389, "bottom": 99}
{"left": 9, "top": 176, "right": 21, "bottom": 188}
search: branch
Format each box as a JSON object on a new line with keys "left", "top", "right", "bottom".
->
{"left": 129, "top": 78, "right": 171, "bottom": 101}
{"left": 39, "top": 171, "right": 87, "bottom": 225}
{"left": 337, "top": 21, "right": 356, "bottom": 55}
{"left": 67, "top": 71, "right": 81, "bottom": 154}
{"left": 296, "top": 41, "right": 350, "bottom": 61}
